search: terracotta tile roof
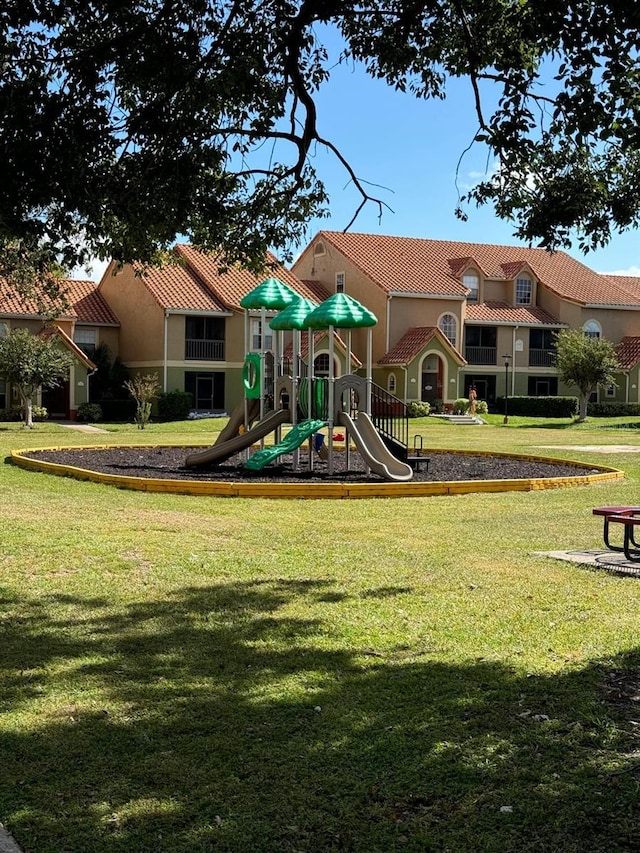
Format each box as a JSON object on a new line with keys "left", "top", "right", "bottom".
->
{"left": 123, "top": 258, "right": 230, "bottom": 313}
{"left": 314, "top": 231, "right": 640, "bottom": 306}
{"left": 605, "top": 275, "right": 640, "bottom": 300}
{"left": 174, "top": 245, "right": 325, "bottom": 311}
{"left": 466, "top": 301, "right": 563, "bottom": 326}
{"left": 63, "top": 279, "right": 120, "bottom": 326}
{"left": 378, "top": 326, "right": 466, "bottom": 366}
{"left": 39, "top": 325, "right": 96, "bottom": 370}
{"left": 615, "top": 336, "right": 640, "bottom": 370}
{"left": 283, "top": 330, "right": 362, "bottom": 367}
{"left": 0, "top": 277, "right": 76, "bottom": 319}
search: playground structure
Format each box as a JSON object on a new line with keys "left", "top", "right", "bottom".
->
{"left": 185, "top": 278, "right": 414, "bottom": 482}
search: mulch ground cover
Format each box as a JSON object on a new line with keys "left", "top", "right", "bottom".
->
{"left": 23, "top": 446, "right": 596, "bottom": 483}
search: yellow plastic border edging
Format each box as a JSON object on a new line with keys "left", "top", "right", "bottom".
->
{"left": 9, "top": 445, "right": 625, "bottom": 500}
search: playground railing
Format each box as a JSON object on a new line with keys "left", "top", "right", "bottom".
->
{"left": 369, "top": 383, "right": 409, "bottom": 460}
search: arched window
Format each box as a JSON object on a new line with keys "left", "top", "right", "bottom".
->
{"left": 387, "top": 373, "right": 397, "bottom": 394}
{"left": 439, "top": 313, "right": 457, "bottom": 346}
{"left": 583, "top": 320, "right": 601, "bottom": 339}
{"left": 313, "top": 241, "right": 326, "bottom": 257}
{"left": 463, "top": 272, "right": 479, "bottom": 301}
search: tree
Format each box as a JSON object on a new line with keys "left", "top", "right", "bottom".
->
{"left": 554, "top": 329, "right": 620, "bottom": 422}
{"left": 124, "top": 374, "right": 161, "bottom": 430}
{"left": 0, "top": 329, "right": 74, "bottom": 428}
{"left": 3, "top": 1, "right": 640, "bottom": 285}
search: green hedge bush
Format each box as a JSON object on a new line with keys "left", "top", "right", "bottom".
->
{"left": 158, "top": 389, "right": 192, "bottom": 421}
{"left": 496, "top": 396, "right": 578, "bottom": 417}
{"left": 587, "top": 401, "right": 640, "bottom": 417}
{"left": 76, "top": 402, "right": 103, "bottom": 422}
{"left": 407, "top": 401, "right": 431, "bottom": 418}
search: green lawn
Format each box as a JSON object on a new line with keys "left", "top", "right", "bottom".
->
{"left": 1, "top": 417, "right": 640, "bottom": 852}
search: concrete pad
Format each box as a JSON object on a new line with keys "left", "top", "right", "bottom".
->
{"left": 536, "top": 549, "right": 640, "bottom": 578}
{"left": 0, "top": 824, "right": 23, "bottom": 853}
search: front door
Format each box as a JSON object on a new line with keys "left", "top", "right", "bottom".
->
{"left": 186, "top": 371, "right": 226, "bottom": 412}
{"left": 42, "top": 379, "right": 69, "bottom": 419}
{"left": 421, "top": 372, "right": 439, "bottom": 404}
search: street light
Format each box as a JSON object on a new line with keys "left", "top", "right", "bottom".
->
{"left": 503, "top": 353, "right": 512, "bottom": 424}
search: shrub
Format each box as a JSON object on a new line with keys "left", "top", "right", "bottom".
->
{"left": 587, "top": 401, "right": 640, "bottom": 417}
{"left": 453, "top": 398, "right": 468, "bottom": 414}
{"left": 475, "top": 399, "right": 488, "bottom": 415}
{"left": 0, "top": 405, "right": 48, "bottom": 422}
{"left": 496, "top": 395, "right": 578, "bottom": 417}
{"left": 158, "top": 389, "right": 192, "bottom": 421}
{"left": 124, "top": 373, "right": 161, "bottom": 429}
{"left": 76, "top": 402, "right": 103, "bottom": 423}
{"left": 407, "top": 401, "right": 431, "bottom": 417}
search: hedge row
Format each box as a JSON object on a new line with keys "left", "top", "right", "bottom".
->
{"left": 496, "top": 396, "right": 578, "bottom": 417}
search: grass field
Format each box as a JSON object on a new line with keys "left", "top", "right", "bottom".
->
{"left": 1, "top": 416, "right": 640, "bottom": 852}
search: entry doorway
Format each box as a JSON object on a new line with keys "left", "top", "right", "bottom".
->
{"left": 185, "top": 371, "right": 225, "bottom": 411}
{"left": 420, "top": 354, "right": 442, "bottom": 404}
{"left": 42, "top": 380, "right": 70, "bottom": 419}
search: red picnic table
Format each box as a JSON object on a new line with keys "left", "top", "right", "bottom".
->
{"left": 592, "top": 506, "right": 640, "bottom": 561}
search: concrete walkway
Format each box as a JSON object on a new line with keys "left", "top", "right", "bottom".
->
{"left": 57, "top": 421, "right": 109, "bottom": 434}
{"left": 0, "top": 824, "right": 23, "bottom": 853}
{"left": 537, "top": 549, "right": 640, "bottom": 578}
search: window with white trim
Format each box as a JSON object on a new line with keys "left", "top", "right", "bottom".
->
{"left": 463, "top": 272, "right": 479, "bottom": 301}
{"left": 314, "top": 353, "right": 330, "bottom": 377}
{"left": 0, "top": 323, "right": 7, "bottom": 338}
{"left": 387, "top": 373, "right": 397, "bottom": 394}
{"left": 251, "top": 319, "right": 273, "bottom": 351}
{"left": 73, "top": 327, "right": 97, "bottom": 356}
{"left": 583, "top": 320, "right": 601, "bottom": 339}
{"left": 605, "top": 384, "right": 616, "bottom": 398}
{"left": 335, "top": 272, "right": 345, "bottom": 293}
{"left": 438, "top": 313, "right": 457, "bottom": 346}
{"left": 516, "top": 276, "right": 532, "bottom": 304}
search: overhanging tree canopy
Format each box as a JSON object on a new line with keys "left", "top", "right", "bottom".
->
{"left": 3, "top": 0, "right": 640, "bottom": 282}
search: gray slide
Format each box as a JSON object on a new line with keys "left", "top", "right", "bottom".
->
{"left": 337, "top": 411, "right": 413, "bottom": 482}
{"left": 185, "top": 409, "right": 290, "bottom": 467}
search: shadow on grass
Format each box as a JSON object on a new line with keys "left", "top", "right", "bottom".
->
{"left": 0, "top": 580, "right": 638, "bottom": 853}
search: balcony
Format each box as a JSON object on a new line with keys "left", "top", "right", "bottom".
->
{"left": 529, "top": 349, "right": 555, "bottom": 368}
{"left": 185, "top": 338, "right": 225, "bottom": 360}
{"left": 464, "top": 346, "right": 497, "bottom": 365}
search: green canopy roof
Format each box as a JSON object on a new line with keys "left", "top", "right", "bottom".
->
{"left": 239, "top": 277, "right": 298, "bottom": 310}
{"left": 302, "top": 292, "right": 378, "bottom": 329}
{"left": 269, "top": 297, "right": 318, "bottom": 331}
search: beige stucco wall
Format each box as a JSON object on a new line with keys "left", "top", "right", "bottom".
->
{"left": 293, "top": 241, "right": 388, "bottom": 362}
{"left": 99, "top": 264, "right": 165, "bottom": 362}
{"left": 387, "top": 296, "right": 464, "bottom": 352}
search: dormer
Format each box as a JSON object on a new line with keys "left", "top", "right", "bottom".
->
{"left": 448, "top": 257, "right": 485, "bottom": 302}
{"left": 501, "top": 262, "right": 537, "bottom": 307}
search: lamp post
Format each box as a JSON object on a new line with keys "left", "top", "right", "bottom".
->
{"left": 503, "top": 353, "right": 512, "bottom": 424}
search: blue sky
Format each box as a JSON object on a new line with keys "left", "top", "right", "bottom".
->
{"left": 297, "top": 39, "right": 640, "bottom": 277}
{"left": 83, "top": 29, "right": 639, "bottom": 281}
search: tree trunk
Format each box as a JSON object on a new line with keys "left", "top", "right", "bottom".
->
{"left": 577, "top": 393, "right": 589, "bottom": 422}
{"left": 22, "top": 392, "right": 34, "bottom": 428}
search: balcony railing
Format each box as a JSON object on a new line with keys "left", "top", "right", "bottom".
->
{"left": 528, "top": 349, "right": 555, "bottom": 367}
{"left": 464, "top": 346, "right": 497, "bottom": 365}
{"left": 185, "top": 339, "right": 225, "bottom": 360}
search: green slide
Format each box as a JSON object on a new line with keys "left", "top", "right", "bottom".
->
{"left": 244, "top": 419, "right": 326, "bottom": 471}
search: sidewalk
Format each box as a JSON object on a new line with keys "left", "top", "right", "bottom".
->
{"left": 0, "top": 824, "right": 22, "bottom": 853}
{"left": 57, "top": 421, "right": 109, "bottom": 434}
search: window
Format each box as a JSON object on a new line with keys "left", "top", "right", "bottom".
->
{"left": 0, "top": 379, "right": 5, "bottom": 410}
{"left": 387, "top": 373, "right": 397, "bottom": 394}
{"left": 335, "top": 272, "right": 345, "bottom": 293}
{"left": 314, "top": 353, "right": 331, "bottom": 377}
{"left": 185, "top": 316, "right": 225, "bottom": 360}
{"left": 438, "top": 313, "right": 457, "bottom": 346}
{"left": 583, "top": 320, "right": 601, "bottom": 339}
{"left": 0, "top": 323, "right": 7, "bottom": 338}
{"left": 251, "top": 319, "right": 272, "bottom": 352}
{"left": 73, "top": 327, "right": 97, "bottom": 356}
{"left": 605, "top": 384, "right": 616, "bottom": 398}
{"left": 516, "top": 276, "right": 532, "bottom": 304}
{"left": 313, "top": 241, "right": 326, "bottom": 257}
{"left": 463, "top": 272, "right": 479, "bottom": 301}
{"left": 527, "top": 376, "right": 558, "bottom": 396}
